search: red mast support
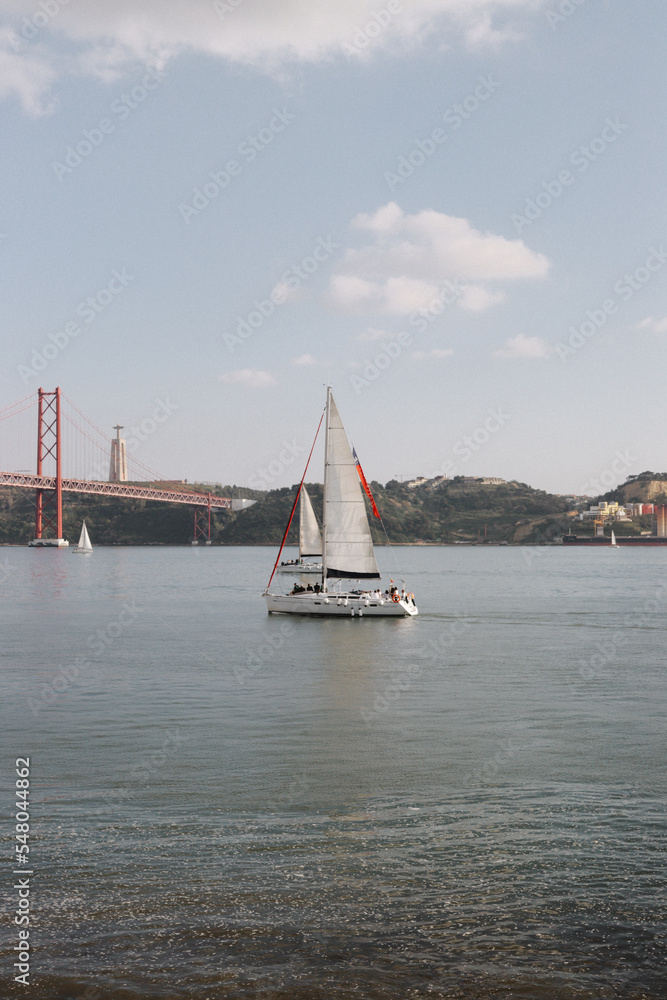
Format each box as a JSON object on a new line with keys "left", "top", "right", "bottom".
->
{"left": 34, "top": 387, "right": 63, "bottom": 541}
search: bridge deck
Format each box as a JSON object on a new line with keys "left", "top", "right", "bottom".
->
{"left": 0, "top": 472, "right": 235, "bottom": 509}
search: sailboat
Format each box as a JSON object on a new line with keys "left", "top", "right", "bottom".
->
{"left": 264, "top": 388, "right": 418, "bottom": 617}
{"left": 610, "top": 530, "right": 618, "bottom": 548}
{"left": 72, "top": 520, "right": 93, "bottom": 554}
{"left": 276, "top": 486, "right": 322, "bottom": 575}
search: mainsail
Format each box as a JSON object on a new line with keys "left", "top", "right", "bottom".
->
{"left": 299, "top": 487, "right": 322, "bottom": 558}
{"left": 323, "top": 392, "right": 380, "bottom": 580}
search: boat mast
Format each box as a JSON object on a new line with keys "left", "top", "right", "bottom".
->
{"left": 322, "top": 386, "right": 330, "bottom": 591}
{"left": 297, "top": 490, "right": 303, "bottom": 562}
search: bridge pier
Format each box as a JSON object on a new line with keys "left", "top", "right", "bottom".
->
{"left": 192, "top": 495, "right": 212, "bottom": 545}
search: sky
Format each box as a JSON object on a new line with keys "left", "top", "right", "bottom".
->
{"left": 1, "top": 0, "right": 666, "bottom": 495}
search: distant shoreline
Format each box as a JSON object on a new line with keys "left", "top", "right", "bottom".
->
{"left": 0, "top": 540, "right": 563, "bottom": 548}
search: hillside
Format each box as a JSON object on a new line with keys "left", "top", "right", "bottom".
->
{"left": 0, "top": 477, "right": 574, "bottom": 546}
{"left": 219, "top": 478, "right": 574, "bottom": 546}
{"left": 605, "top": 473, "right": 667, "bottom": 505}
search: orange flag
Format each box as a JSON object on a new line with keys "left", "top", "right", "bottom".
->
{"left": 353, "top": 447, "right": 381, "bottom": 518}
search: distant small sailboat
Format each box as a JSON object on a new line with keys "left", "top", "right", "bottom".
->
{"left": 72, "top": 520, "right": 93, "bottom": 554}
{"left": 610, "top": 530, "right": 618, "bottom": 548}
{"left": 277, "top": 486, "right": 322, "bottom": 575}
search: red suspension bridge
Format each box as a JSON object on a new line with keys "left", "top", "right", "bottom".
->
{"left": 0, "top": 387, "right": 253, "bottom": 545}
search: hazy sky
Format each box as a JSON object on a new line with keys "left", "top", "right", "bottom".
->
{"left": 1, "top": 0, "right": 666, "bottom": 494}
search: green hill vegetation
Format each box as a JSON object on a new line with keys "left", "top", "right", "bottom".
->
{"left": 220, "top": 478, "right": 574, "bottom": 546}
{"left": 0, "top": 477, "right": 575, "bottom": 546}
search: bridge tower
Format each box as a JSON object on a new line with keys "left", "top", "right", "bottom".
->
{"left": 30, "top": 387, "right": 67, "bottom": 546}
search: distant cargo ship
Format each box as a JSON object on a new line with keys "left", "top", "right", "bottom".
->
{"left": 563, "top": 534, "right": 667, "bottom": 546}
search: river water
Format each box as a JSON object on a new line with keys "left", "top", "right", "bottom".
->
{"left": 1, "top": 545, "right": 665, "bottom": 999}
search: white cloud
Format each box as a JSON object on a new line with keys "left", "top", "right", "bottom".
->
{"left": 270, "top": 280, "right": 303, "bottom": 305}
{"left": 462, "top": 10, "right": 523, "bottom": 50}
{"left": 636, "top": 316, "right": 667, "bottom": 334}
{"left": 291, "top": 353, "right": 317, "bottom": 366}
{"left": 382, "top": 276, "right": 446, "bottom": 314}
{"left": 0, "top": 31, "right": 57, "bottom": 115}
{"left": 328, "top": 202, "right": 549, "bottom": 316}
{"left": 357, "top": 327, "right": 395, "bottom": 342}
{"left": 412, "top": 348, "right": 454, "bottom": 361}
{"left": 327, "top": 276, "right": 378, "bottom": 314}
{"left": 494, "top": 334, "right": 553, "bottom": 359}
{"left": 1, "top": 1, "right": 541, "bottom": 113}
{"left": 218, "top": 369, "right": 277, "bottom": 387}
{"left": 458, "top": 285, "right": 506, "bottom": 312}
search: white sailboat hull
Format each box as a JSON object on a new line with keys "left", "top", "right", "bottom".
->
{"left": 265, "top": 591, "right": 418, "bottom": 617}
{"left": 72, "top": 546, "right": 93, "bottom": 554}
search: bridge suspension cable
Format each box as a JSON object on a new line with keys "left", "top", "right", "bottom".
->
{"left": 0, "top": 387, "right": 246, "bottom": 544}
{"left": 61, "top": 391, "right": 205, "bottom": 493}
